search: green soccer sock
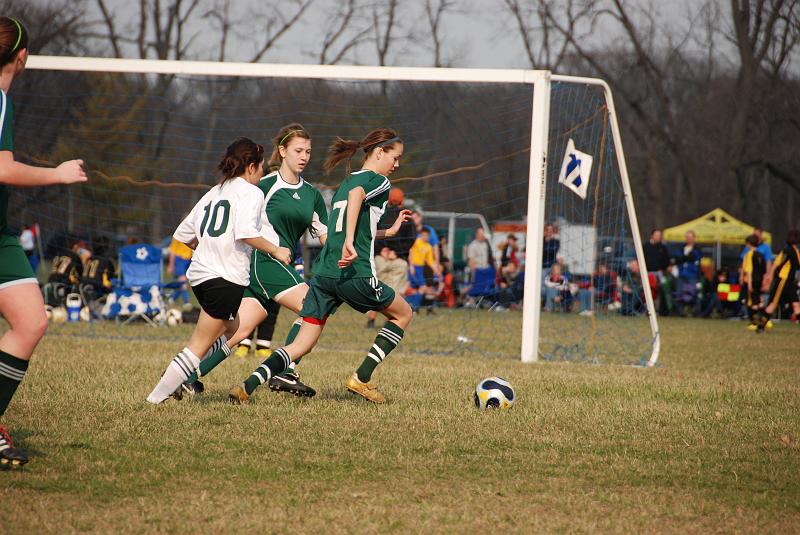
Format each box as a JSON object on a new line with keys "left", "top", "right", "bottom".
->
{"left": 283, "top": 319, "right": 302, "bottom": 373}
{"left": 243, "top": 348, "right": 292, "bottom": 395}
{"left": 0, "top": 350, "right": 29, "bottom": 418}
{"left": 187, "top": 336, "right": 230, "bottom": 384}
{"left": 356, "top": 321, "right": 404, "bottom": 383}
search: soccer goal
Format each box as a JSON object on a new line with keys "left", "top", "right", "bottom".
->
{"left": 15, "top": 55, "right": 659, "bottom": 366}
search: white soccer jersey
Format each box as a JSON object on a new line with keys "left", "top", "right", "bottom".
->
{"left": 173, "top": 177, "right": 265, "bottom": 287}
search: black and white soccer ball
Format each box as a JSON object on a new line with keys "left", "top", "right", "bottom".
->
{"left": 474, "top": 377, "right": 515, "bottom": 410}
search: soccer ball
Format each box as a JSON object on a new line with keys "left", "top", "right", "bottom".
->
{"left": 165, "top": 308, "right": 183, "bottom": 327}
{"left": 474, "top": 377, "right": 515, "bottom": 410}
{"left": 44, "top": 305, "right": 53, "bottom": 321}
{"left": 51, "top": 306, "right": 68, "bottom": 323}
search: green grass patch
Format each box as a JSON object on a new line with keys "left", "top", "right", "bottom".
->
{"left": 1, "top": 313, "right": 798, "bottom": 533}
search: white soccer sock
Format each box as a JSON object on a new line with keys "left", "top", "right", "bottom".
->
{"left": 146, "top": 348, "right": 201, "bottom": 404}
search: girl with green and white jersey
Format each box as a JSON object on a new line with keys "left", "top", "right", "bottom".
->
{"left": 230, "top": 127, "right": 413, "bottom": 405}
{"left": 179, "top": 124, "right": 329, "bottom": 397}
{"left": 0, "top": 18, "right": 87, "bottom": 467}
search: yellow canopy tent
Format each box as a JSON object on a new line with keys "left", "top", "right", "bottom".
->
{"left": 663, "top": 208, "right": 772, "bottom": 268}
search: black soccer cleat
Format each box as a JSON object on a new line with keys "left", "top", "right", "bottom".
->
{"left": 170, "top": 379, "right": 205, "bottom": 401}
{"left": 0, "top": 426, "right": 28, "bottom": 468}
{"left": 268, "top": 371, "right": 316, "bottom": 397}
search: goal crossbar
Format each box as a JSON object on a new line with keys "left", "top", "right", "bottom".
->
{"left": 24, "top": 56, "right": 660, "bottom": 367}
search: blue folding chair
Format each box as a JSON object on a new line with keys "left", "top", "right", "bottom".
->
{"left": 467, "top": 267, "right": 498, "bottom": 306}
{"left": 103, "top": 244, "right": 174, "bottom": 325}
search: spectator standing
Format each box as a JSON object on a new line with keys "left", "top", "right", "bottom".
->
{"left": 542, "top": 223, "right": 560, "bottom": 269}
{"left": 411, "top": 211, "right": 440, "bottom": 270}
{"left": 738, "top": 227, "right": 773, "bottom": 293}
{"left": 407, "top": 228, "right": 438, "bottom": 314}
{"left": 466, "top": 227, "right": 492, "bottom": 272}
{"left": 376, "top": 188, "right": 415, "bottom": 259}
{"left": 643, "top": 228, "right": 673, "bottom": 315}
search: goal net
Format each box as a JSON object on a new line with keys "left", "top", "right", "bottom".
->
{"left": 8, "top": 57, "right": 658, "bottom": 366}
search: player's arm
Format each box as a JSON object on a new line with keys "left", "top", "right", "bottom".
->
{"left": 376, "top": 209, "right": 413, "bottom": 239}
{"left": 242, "top": 236, "right": 291, "bottom": 264}
{"left": 0, "top": 151, "right": 86, "bottom": 186}
{"left": 339, "top": 187, "right": 365, "bottom": 267}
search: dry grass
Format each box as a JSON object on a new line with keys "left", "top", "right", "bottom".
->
{"left": 1, "top": 311, "right": 798, "bottom": 533}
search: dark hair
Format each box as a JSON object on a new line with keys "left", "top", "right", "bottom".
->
{"left": 269, "top": 123, "right": 311, "bottom": 169}
{"left": 217, "top": 137, "right": 264, "bottom": 183}
{"left": 745, "top": 234, "right": 759, "bottom": 247}
{"left": 0, "top": 17, "right": 29, "bottom": 67}
{"left": 323, "top": 127, "right": 402, "bottom": 175}
{"left": 650, "top": 228, "right": 662, "bottom": 236}
{"left": 420, "top": 228, "right": 430, "bottom": 234}
{"left": 787, "top": 229, "right": 799, "bottom": 245}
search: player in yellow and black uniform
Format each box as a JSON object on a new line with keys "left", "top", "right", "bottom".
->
{"left": 44, "top": 243, "right": 85, "bottom": 306}
{"left": 0, "top": 18, "right": 86, "bottom": 467}
{"left": 757, "top": 229, "right": 800, "bottom": 333}
{"left": 741, "top": 234, "right": 766, "bottom": 330}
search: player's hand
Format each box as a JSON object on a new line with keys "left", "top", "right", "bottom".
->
{"left": 338, "top": 241, "right": 357, "bottom": 268}
{"left": 57, "top": 159, "right": 87, "bottom": 184}
{"left": 386, "top": 209, "right": 413, "bottom": 237}
{"left": 274, "top": 247, "right": 292, "bottom": 265}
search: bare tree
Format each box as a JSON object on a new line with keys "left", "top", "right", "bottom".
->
{"left": 317, "top": 0, "right": 371, "bottom": 64}
{"left": 373, "top": 0, "right": 399, "bottom": 66}
{"left": 425, "top": 0, "right": 455, "bottom": 67}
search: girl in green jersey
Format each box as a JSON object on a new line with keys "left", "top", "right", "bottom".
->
{"left": 0, "top": 17, "right": 87, "bottom": 466}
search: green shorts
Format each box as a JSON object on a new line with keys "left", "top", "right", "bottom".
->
{"left": 243, "top": 250, "right": 305, "bottom": 310}
{"left": 0, "top": 234, "right": 37, "bottom": 291}
{"left": 300, "top": 275, "right": 395, "bottom": 320}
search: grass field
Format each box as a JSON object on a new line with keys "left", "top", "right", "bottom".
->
{"left": 1, "top": 310, "right": 798, "bottom": 533}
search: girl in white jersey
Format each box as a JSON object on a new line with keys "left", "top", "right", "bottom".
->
{"left": 146, "top": 138, "right": 291, "bottom": 404}
{"left": 178, "top": 124, "right": 328, "bottom": 398}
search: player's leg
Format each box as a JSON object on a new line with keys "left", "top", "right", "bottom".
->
{"left": 148, "top": 279, "right": 244, "bottom": 402}
{"left": 268, "top": 283, "right": 316, "bottom": 396}
{"left": 230, "top": 278, "right": 335, "bottom": 403}
{"left": 185, "top": 297, "right": 266, "bottom": 388}
{"left": 0, "top": 282, "right": 47, "bottom": 467}
{"left": 347, "top": 279, "right": 412, "bottom": 404}
{"left": 255, "top": 299, "right": 281, "bottom": 356}
{"left": 758, "top": 276, "right": 787, "bottom": 332}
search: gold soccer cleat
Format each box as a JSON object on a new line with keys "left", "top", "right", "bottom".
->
{"left": 228, "top": 384, "right": 251, "bottom": 405}
{"left": 345, "top": 373, "right": 385, "bottom": 404}
{"left": 233, "top": 345, "right": 250, "bottom": 359}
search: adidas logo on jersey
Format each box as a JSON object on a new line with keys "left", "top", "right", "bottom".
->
{"left": 292, "top": 192, "right": 301, "bottom": 200}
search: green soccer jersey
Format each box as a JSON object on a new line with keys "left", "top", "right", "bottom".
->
{"left": 0, "top": 91, "right": 14, "bottom": 236}
{"left": 314, "top": 169, "right": 391, "bottom": 279}
{"left": 258, "top": 171, "right": 328, "bottom": 259}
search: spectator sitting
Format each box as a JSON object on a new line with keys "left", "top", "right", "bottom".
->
{"left": 621, "top": 259, "right": 644, "bottom": 316}
{"left": 544, "top": 263, "right": 572, "bottom": 312}
{"left": 437, "top": 236, "right": 457, "bottom": 308}
{"left": 674, "top": 230, "right": 702, "bottom": 314}
{"left": 44, "top": 240, "right": 88, "bottom": 306}
{"left": 499, "top": 233, "right": 519, "bottom": 268}
{"left": 578, "top": 262, "right": 615, "bottom": 316}
{"left": 366, "top": 246, "right": 410, "bottom": 328}
{"left": 80, "top": 236, "right": 116, "bottom": 311}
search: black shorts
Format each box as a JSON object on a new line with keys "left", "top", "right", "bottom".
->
{"left": 191, "top": 277, "right": 245, "bottom": 320}
{"left": 768, "top": 276, "right": 799, "bottom": 307}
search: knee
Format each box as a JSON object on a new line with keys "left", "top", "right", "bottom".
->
{"left": 18, "top": 310, "right": 48, "bottom": 347}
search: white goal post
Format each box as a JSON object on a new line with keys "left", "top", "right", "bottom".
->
{"left": 25, "top": 55, "right": 660, "bottom": 367}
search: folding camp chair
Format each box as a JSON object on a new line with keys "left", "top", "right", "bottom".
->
{"left": 465, "top": 267, "right": 498, "bottom": 308}
{"left": 102, "top": 244, "right": 172, "bottom": 325}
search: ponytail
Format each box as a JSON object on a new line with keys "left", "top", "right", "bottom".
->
{"left": 323, "top": 127, "right": 402, "bottom": 175}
